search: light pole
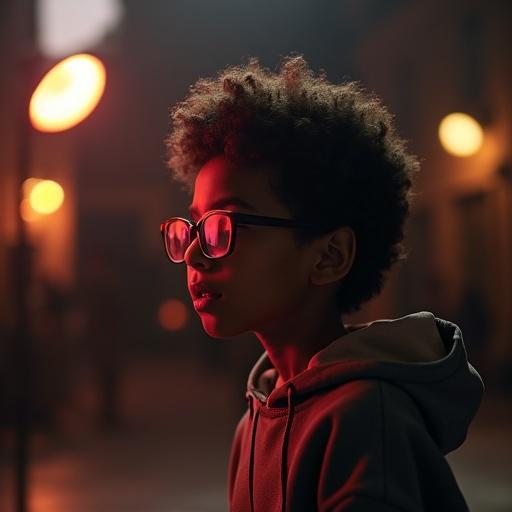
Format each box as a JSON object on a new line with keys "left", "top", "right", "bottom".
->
{"left": 13, "top": 51, "right": 106, "bottom": 512}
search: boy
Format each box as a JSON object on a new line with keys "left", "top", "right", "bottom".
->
{"left": 161, "top": 54, "right": 484, "bottom": 511}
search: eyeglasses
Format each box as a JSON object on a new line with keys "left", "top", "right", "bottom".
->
{"left": 160, "top": 209, "right": 318, "bottom": 263}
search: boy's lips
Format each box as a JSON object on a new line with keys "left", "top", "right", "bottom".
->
{"left": 189, "top": 281, "right": 222, "bottom": 299}
{"left": 193, "top": 294, "right": 222, "bottom": 311}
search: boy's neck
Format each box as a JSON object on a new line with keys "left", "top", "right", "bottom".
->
{"left": 269, "top": 321, "right": 348, "bottom": 389}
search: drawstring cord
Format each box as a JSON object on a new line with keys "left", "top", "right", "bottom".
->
{"left": 281, "top": 383, "right": 295, "bottom": 512}
{"left": 247, "top": 393, "right": 259, "bottom": 512}
{"left": 246, "top": 382, "right": 296, "bottom": 512}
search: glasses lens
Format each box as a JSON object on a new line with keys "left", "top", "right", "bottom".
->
{"left": 164, "top": 219, "right": 191, "bottom": 262}
{"left": 164, "top": 213, "right": 232, "bottom": 262}
{"left": 203, "top": 212, "right": 232, "bottom": 258}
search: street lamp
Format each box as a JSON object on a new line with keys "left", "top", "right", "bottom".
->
{"left": 438, "top": 112, "right": 484, "bottom": 157}
{"left": 29, "top": 53, "right": 106, "bottom": 133}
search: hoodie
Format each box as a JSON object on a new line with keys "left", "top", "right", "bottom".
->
{"left": 227, "top": 311, "right": 484, "bottom": 511}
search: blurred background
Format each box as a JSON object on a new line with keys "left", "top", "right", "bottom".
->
{"left": 1, "top": 0, "right": 511, "bottom": 511}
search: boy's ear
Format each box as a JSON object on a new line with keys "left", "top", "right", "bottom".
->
{"left": 309, "top": 226, "right": 356, "bottom": 286}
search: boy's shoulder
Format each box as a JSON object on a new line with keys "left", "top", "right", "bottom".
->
{"left": 305, "top": 378, "right": 422, "bottom": 429}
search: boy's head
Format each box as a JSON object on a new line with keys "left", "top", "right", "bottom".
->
{"left": 165, "top": 54, "right": 419, "bottom": 337}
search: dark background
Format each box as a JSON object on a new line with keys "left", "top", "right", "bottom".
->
{"left": 1, "top": 1, "right": 511, "bottom": 510}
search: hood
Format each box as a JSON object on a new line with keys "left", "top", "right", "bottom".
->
{"left": 243, "top": 311, "right": 484, "bottom": 512}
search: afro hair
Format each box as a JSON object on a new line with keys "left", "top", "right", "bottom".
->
{"left": 165, "top": 53, "right": 420, "bottom": 315}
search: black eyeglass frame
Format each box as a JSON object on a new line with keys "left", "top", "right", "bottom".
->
{"left": 160, "top": 209, "right": 320, "bottom": 263}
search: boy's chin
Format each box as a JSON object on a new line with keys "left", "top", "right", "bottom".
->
{"left": 199, "top": 315, "right": 247, "bottom": 339}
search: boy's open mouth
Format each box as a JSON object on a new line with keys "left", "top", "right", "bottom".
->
{"left": 196, "top": 291, "right": 222, "bottom": 299}
{"left": 190, "top": 281, "right": 222, "bottom": 300}
{"left": 193, "top": 293, "right": 222, "bottom": 311}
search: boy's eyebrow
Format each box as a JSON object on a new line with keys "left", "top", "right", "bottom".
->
{"left": 188, "top": 196, "right": 257, "bottom": 218}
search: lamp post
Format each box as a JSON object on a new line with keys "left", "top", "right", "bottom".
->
{"left": 13, "top": 52, "right": 106, "bottom": 512}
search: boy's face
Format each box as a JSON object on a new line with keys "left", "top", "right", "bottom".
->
{"left": 185, "top": 154, "right": 316, "bottom": 338}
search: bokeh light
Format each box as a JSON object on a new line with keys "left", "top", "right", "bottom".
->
{"left": 20, "top": 198, "right": 41, "bottom": 222}
{"left": 29, "top": 179, "right": 65, "bottom": 215}
{"left": 157, "top": 299, "right": 188, "bottom": 331}
{"left": 22, "top": 177, "right": 42, "bottom": 197}
{"left": 438, "top": 112, "right": 484, "bottom": 157}
{"left": 29, "top": 53, "right": 106, "bottom": 132}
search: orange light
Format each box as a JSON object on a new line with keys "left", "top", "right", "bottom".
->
{"left": 438, "top": 113, "right": 484, "bottom": 157}
{"left": 21, "top": 178, "right": 43, "bottom": 221}
{"left": 29, "top": 179, "right": 64, "bottom": 215}
{"left": 157, "top": 299, "right": 188, "bottom": 331}
{"left": 22, "top": 177, "right": 42, "bottom": 197}
{"left": 20, "top": 198, "right": 41, "bottom": 222}
{"left": 29, "top": 53, "right": 106, "bottom": 132}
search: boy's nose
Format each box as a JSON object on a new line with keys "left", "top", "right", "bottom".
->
{"left": 183, "top": 235, "right": 210, "bottom": 268}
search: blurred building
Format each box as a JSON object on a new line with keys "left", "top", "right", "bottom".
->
{"left": 351, "top": 0, "right": 512, "bottom": 388}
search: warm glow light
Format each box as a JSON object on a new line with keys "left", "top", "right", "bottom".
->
{"left": 20, "top": 198, "right": 41, "bottom": 222}
{"left": 29, "top": 53, "right": 106, "bottom": 132}
{"left": 438, "top": 112, "right": 484, "bottom": 157}
{"left": 22, "top": 177, "right": 43, "bottom": 197}
{"left": 29, "top": 180, "right": 64, "bottom": 214}
{"left": 21, "top": 178, "right": 43, "bottom": 221}
{"left": 158, "top": 299, "right": 188, "bottom": 331}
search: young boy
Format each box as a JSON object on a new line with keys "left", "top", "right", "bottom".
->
{"left": 161, "top": 54, "right": 484, "bottom": 511}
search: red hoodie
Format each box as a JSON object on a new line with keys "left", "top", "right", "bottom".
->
{"left": 227, "top": 311, "right": 484, "bottom": 511}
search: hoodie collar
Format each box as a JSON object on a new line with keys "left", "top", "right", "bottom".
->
{"left": 248, "top": 310, "right": 447, "bottom": 406}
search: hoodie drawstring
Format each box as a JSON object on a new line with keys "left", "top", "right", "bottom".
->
{"left": 246, "top": 383, "right": 296, "bottom": 512}
{"left": 247, "top": 393, "right": 259, "bottom": 512}
{"left": 281, "top": 383, "right": 295, "bottom": 512}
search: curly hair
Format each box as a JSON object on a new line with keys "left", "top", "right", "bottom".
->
{"left": 165, "top": 53, "right": 420, "bottom": 315}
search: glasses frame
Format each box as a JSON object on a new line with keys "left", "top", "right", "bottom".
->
{"left": 160, "top": 209, "right": 319, "bottom": 263}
